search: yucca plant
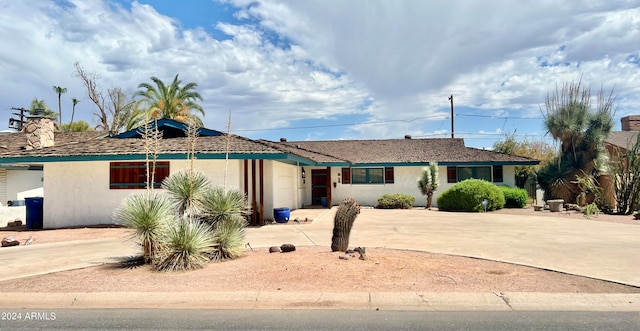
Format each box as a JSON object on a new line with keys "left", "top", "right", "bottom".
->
{"left": 161, "top": 169, "right": 211, "bottom": 217}
{"left": 113, "top": 191, "right": 175, "bottom": 263}
{"left": 210, "top": 217, "right": 247, "bottom": 261}
{"left": 154, "top": 219, "right": 216, "bottom": 272}
{"left": 201, "top": 187, "right": 248, "bottom": 225}
{"left": 201, "top": 186, "right": 248, "bottom": 261}
{"left": 417, "top": 162, "right": 439, "bottom": 209}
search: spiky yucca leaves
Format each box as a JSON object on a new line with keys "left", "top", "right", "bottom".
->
{"left": 113, "top": 191, "right": 175, "bottom": 263}
{"left": 210, "top": 217, "right": 247, "bottom": 261}
{"left": 154, "top": 219, "right": 216, "bottom": 272}
{"left": 201, "top": 187, "right": 248, "bottom": 225}
{"left": 161, "top": 169, "right": 211, "bottom": 216}
{"left": 417, "top": 162, "right": 439, "bottom": 208}
{"left": 201, "top": 187, "right": 249, "bottom": 261}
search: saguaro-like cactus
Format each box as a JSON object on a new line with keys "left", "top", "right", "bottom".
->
{"left": 331, "top": 198, "right": 361, "bottom": 252}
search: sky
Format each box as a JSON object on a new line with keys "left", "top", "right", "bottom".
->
{"left": 0, "top": 0, "right": 639, "bottom": 149}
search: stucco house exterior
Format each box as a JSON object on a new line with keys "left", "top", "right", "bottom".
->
{"left": 0, "top": 117, "right": 538, "bottom": 229}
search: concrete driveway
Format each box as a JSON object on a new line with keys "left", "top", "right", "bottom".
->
{"left": 1, "top": 208, "right": 638, "bottom": 288}
{"left": 0, "top": 239, "right": 139, "bottom": 281}
{"left": 246, "top": 208, "right": 640, "bottom": 287}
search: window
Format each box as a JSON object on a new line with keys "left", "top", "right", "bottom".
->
{"left": 447, "top": 165, "right": 501, "bottom": 183}
{"left": 110, "top": 161, "right": 170, "bottom": 189}
{"left": 447, "top": 166, "right": 457, "bottom": 183}
{"left": 342, "top": 167, "right": 393, "bottom": 184}
{"left": 351, "top": 168, "right": 384, "bottom": 184}
{"left": 493, "top": 165, "right": 503, "bottom": 183}
{"left": 384, "top": 167, "right": 395, "bottom": 184}
{"left": 341, "top": 167, "right": 351, "bottom": 184}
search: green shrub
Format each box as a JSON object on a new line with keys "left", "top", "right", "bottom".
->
{"left": 376, "top": 193, "right": 415, "bottom": 209}
{"left": 499, "top": 186, "right": 528, "bottom": 208}
{"left": 437, "top": 179, "right": 505, "bottom": 212}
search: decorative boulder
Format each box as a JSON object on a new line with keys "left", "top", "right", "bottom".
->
{"left": 280, "top": 244, "right": 296, "bottom": 253}
{"left": 269, "top": 246, "right": 281, "bottom": 253}
{"left": 2, "top": 236, "right": 20, "bottom": 247}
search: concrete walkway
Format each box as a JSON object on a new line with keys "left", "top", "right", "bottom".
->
{"left": 1, "top": 207, "right": 640, "bottom": 311}
{"left": 248, "top": 208, "right": 640, "bottom": 287}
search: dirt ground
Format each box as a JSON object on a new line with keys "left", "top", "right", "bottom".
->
{"left": 1, "top": 207, "right": 638, "bottom": 294}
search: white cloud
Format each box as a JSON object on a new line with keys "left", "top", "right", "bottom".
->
{"left": 0, "top": 0, "right": 639, "bottom": 147}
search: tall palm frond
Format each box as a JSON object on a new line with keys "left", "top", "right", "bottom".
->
{"left": 52, "top": 85, "right": 67, "bottom": 124}
{"left": 134, "top": 74, "right": 205, "bottom": 125}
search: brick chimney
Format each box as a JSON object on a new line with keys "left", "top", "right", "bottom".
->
{"left": 621, "top": 115, "right": 640, "bottom": 131}
{"left": 24, "top": 115, "right": 55, "bottom": 150}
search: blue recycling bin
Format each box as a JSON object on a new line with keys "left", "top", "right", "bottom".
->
{"left": 25, "top": 197, "right": 44, "bottom": 229}
{"left": 320, "top": 197, "right": 328, "bottom": 208}
{"left": 273, "top": 207, "right": 290, "bottom": 223}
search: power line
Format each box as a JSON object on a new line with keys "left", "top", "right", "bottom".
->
{"left": 234, "top": 114, "right": 448, "bottom": 132}
{"left": 456, "top": 113, "right": 544, "bottom": 120}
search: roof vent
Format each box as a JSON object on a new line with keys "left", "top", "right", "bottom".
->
{"left": 280, "top": 137, "right": 287, "bottom": 142}
{"left": 404, "top": 135, "right": 412, "bottom": 139}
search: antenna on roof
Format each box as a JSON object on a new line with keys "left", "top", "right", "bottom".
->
{"left": 448, "top": 95, "right": 454, "bottom": 138}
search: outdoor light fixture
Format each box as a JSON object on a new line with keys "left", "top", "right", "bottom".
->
{"left": 301, "top": 167, "right": 306, "bottom": 184}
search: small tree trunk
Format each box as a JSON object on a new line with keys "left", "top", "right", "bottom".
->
{"left": 331, "top": 198, "right": 361, "bottom": 252}
{"left": 426, "top": 193, "right": 433, "bottom": 209}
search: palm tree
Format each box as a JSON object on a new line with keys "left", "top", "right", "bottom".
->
{"left": 134, "top": 74, "right": 205, "bottom": 126}
{"left": 70, "top": 97, "right": 80, "bottom": 125}
{"left": 52, "top": 86, "right": 67, "bottom": 124}
{"left": 538, "top": 81, "right": 615, "bottom": 203}
{"left": 29, "top": 98, "right": 58, "bottom": 119}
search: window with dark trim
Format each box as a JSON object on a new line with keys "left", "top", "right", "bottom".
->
{"left": 447, "top": 166, "right": 457, "bottom": 183}
{"left": 351, "top": 168, "right": 384, "bottom": 184}
{"left": 341, "top": 167, "right": 351, "bottom": 184}
{"left": 493, "top": 165, "right": 503, "bottom": 183}
{"left": 109, "top": 161, "right": 170, "bottom": 189}
{"left": 447, "top": 165, "right": 502, "bottom": 183}
{"left": 342, "top": 167, "right": 394, "bottom": 184}
{"left": 384, "top": 167, "right": 394, "bottom": 184}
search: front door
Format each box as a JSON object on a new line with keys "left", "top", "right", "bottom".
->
{"left": 311, "top": 169, "right": 328, "bottom": 206}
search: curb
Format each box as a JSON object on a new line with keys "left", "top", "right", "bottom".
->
{"left": 3, "top": 292, "right": 639, "bottom": 311}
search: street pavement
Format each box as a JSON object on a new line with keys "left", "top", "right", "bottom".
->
{"left": 1, "top": 207, "right": 639, "bottom": 311}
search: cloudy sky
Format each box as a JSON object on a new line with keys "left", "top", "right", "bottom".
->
{"left": 1, "top": 0, "right": 639, "bottom": 148}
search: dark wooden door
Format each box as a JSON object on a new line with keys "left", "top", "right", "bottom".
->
{"left": 311, "top": 169, "right": 328, "bottom": 206}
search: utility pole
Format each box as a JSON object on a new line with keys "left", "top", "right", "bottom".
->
{"left": 448, "top": 95, "right": 454, "bottom": 138}
{"left": 9, "top": 107, "right": 28, "bottom": 131}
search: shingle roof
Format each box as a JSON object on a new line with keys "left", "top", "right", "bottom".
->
{"left": 606, "top": 131, "right": 639, "bottom": 150}
{"left": 0, "top": 132, "right": 283, "bottom": 161}
{"left": 0, "top": 129, "right": 538, "bottom": 166}
{"left": 0, "top": 131, "right": 105, "bottom": 154}
{"left": 268, "top": 138, "right": 539, "bottom": 165}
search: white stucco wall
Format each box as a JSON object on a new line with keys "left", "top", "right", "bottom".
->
{"left": 6, "top": 169, "right": 43, "bottom": 202}
{"left": 40, "top": 160, "right": 519, "bottom": 228}
{"left": 42, "top": 159, "right": 247, "bottom": 228}
{"left": 327, "top": 165, "right": 518, "bottom": 208}
{"left": 261, "top": 161, "right": 300, "bottom": 219}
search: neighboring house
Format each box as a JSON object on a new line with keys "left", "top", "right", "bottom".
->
{"left": 0, "top": 117, "right": 538, "bottom": 229}
{"left": 605, "top": 115, "right": 640, "bottom": 158}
